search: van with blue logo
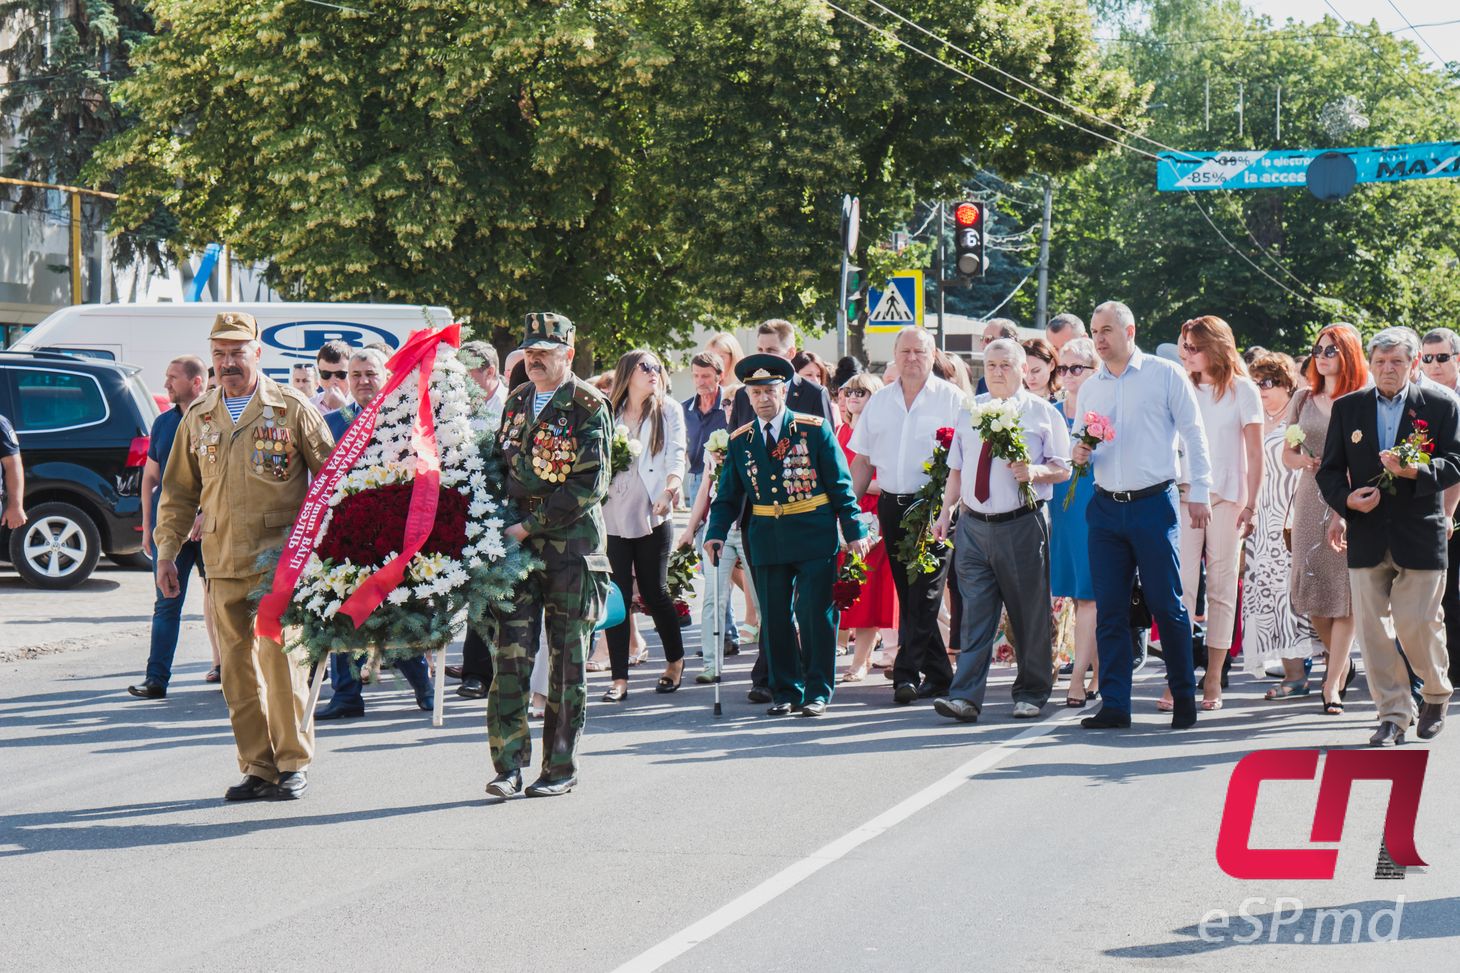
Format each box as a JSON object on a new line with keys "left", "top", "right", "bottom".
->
{"left": 11, "top": 302, "right": 453, "bottom": 389}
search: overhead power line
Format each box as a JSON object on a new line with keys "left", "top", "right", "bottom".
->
{"left": 1385, "top": 0, "right": 1450, "bottom": 68}
{"left": 824, "top": 0, "right": 1349, "bottom": 316}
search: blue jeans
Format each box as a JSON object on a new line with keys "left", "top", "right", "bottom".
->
{"left": 1088, "top": 486, "right": 1196, "bottom": 715}
{"left": 329, "top": 652, "right": 432, "bottom": 709}
{"left": 144, "top": 539, "right": 205, "bottom": 688}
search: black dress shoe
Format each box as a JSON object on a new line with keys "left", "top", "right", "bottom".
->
{"left": 127, "top": 680, "right": 166, "bottom": 699}
{"left": 747, "top": 685, "right": 773, "bottom": 704}
{"left": 1417, "top": 702, "right": 1447, "bottom": 740}
{"left": 1171, "top": 695, "right": 1198, "bottom": 730}
{"left": 445, "top": 665, "right": 465, "bottom": 680}
{"left": 724, "top": 642, "right": 740, "bottom": 657}
{"left": 1081, "top": 708, "right": 1132, "bottom": 729}
{"left": 766, "top": 702, "right": 798, "bottom": 715}
{"left": 525, "top": 775, "right": 577, "bottom": 797}
{"left": 270, "top": 771, "right": 308, "bottom": 800}
{"left": 1370, "top": 720, "right": 1406, "bottom": 746}
{"left": 916, "top": 683, "right": 949, "bottom": 699}
{"left": 801, "top": 699, "right": 828, "bottom": 717}
{"left": 893, "top": 682, "right": 918, "bottom": 705}
{"left": 457, "top": 678, "right": 488, "bottom": 699}
{"left": 316, "top": 699, "right": 364, "bottom": 720}
{"left": 224, "top": 774, "right": 274, "bottom": 801}
{"left": 486, "top": 769, "right": 523, "bottom": 799}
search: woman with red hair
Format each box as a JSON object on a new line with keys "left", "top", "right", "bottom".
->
{"left": 1282, "top": 323, "right": 1368, "bottom": 713}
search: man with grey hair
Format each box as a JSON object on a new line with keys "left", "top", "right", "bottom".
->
{"left": 1317, "top": 325, "right": 1460, "bottom": 745}
{"left": 976, "top": 318, "right": 1021, "bottom": 395}
{"left": 930, "top": 337, "right": 1069, "bottom": 722}
{"left": 1074, "top": 300, "right": 1211, "bottom": 731}
{"left": 462, "top": 339, "right": 508, "bottom": 431}
{"left": 850, "top": 325, "right": 968, "bottom": 704}
{"left": 1045, "top": 313, "right": 1086, "bottom": 352}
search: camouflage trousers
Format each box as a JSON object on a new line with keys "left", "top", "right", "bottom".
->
{"left": 486, "top": 548, "right": 610, "bottom": 778}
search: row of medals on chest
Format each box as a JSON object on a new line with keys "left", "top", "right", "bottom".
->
{"left": 198, "top": 407, "right": 291, "bottom": 479}
{"left": 750, "top": 438, "right": 817, "bottom": 498}
{"left": 506, "top": 411, "right": 577, "bottom": 484}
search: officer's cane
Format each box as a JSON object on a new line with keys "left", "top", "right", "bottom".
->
{"left": 709, "top": 546, "right": 722, "bottom": 717}
{"left": 302, "top": 658, "right": 325, "bottom": 734}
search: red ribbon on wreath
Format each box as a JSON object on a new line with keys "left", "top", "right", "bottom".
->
{"left": 255, "top": 323, "right": 461, "bottom": 641}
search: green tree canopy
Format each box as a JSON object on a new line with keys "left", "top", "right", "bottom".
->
{"left": 1047, "top": 0, "right": 1460, "bottom": 352}
{"left": 97, "top": 0, "right": 1143, "bottom": 359}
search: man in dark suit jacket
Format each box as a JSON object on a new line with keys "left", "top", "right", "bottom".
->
{"left": 1317, "top": 327, "right": 1460, "bottom": 745}
{"left": 725, "top": 319, "right": 835, "bottom": 703}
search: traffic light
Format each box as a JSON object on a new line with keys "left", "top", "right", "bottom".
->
{"left": 952, "top": 200, "right": 986, "bottom": 277}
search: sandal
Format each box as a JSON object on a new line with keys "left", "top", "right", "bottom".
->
{"left": 1201, "top": 698, "right": 1223, "bottom": 711}
{"left": 1264, "top": 679, "right": 1309, "bottom": 700}
{"left": 585, "top": 657, "right": 610, "bottom": 672}
{"left": 738, "top": 623, "right": 760, "bottom": 643}
{"left": 840, "top": 668, "right": 867, "bottom": 683}
{"left": 629, "top": 647, "right": 650, "bottom": 666}
{"left": 204, "top": 666, "right": 221, "bottom": 684}
{"left": 1322, "top": 698, "right": 1345, "bottom": 715}
{"left": 1156, "top": 696, "right": 1174, "bottom": 712}
{"left": 529, "top": 707, "right": 545, "bottom": 720}
{"left": 655, "top": 674, "right": 682, "bottom": 694}
{"left": 600, "top": 685, "right": 628, "bottom": 703}
{"left": 1065, "top": 695, "right": 1088, "bottom": 708}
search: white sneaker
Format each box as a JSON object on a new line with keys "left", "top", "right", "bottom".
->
{"left": 1011, "top": 701, "right": 1041, "bottom": 719}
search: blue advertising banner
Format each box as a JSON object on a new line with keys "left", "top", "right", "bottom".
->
{"left": 1156, "top": 142, "right": 1460, "bottom": 191}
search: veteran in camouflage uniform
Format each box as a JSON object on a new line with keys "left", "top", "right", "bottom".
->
{"left": 154, "top": 312, "right": 334, "bottom": 802}
{"left": 486, "top": 312, "right": 613, "bottom": 800}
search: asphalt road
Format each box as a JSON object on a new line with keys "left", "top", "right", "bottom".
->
{"left": 1, "top": 564, "right": 1457, "bottom": 972}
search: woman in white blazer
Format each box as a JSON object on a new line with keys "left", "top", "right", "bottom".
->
{"left": 601, "top": 349, "right": 688, "bottom": 701}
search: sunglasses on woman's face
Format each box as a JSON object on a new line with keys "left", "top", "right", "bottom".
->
{"left": 841, "top": 388, "right": 869, "bottom": 399}
{"left": 1422, "top": 352, "right": 1454, "bottom": 364}
{"left": 1312, "top": 344, "right": 1340, "bottom": 359}
{"left": 318, "top": 369, "right": 348, "bottom": 380}
{"left": 1256, "top": 378, "right": 1284, "bottom": 390}
{"left": 1181, "top": 342, "right": 1202, "bottom": 355}
{"left": 1054, "top": 364, "right": 1092, "bottom": 377}
{"left": 636, "top": 361, "right": 662, "bottom": 375}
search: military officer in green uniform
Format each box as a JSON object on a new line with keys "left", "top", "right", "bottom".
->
{"left": 705, "top": 354, "right": 869, "bottom": 716}
{"left": 486, "top": 312, "right": 613, "bottom": 799}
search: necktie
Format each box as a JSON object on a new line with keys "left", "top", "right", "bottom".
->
{"left": 973, "top": 440, "right": 993, "bottom": 504}
{"left": 764, "top": 421, "right": 775, "bottom": 452}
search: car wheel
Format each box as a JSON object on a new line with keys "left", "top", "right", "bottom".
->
{"left": 9, "top": 502, "right": 102, "bottom": 589}
{"left": 108, "top": 552, "right": 153, "bottom": 570}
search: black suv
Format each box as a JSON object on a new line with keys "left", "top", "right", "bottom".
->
{"left": 0, "top": 350, "right": 159, "bottom": 588}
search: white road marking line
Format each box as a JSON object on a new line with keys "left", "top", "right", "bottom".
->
{"left": 609, "top": 705, "right": 1087, "bottom": 972}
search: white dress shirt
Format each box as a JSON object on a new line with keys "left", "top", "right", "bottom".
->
{"left": 756, "top": 409, "right": 788, "bottom": 445}
{"left": 847, "top": 374, "right": 969, "bottom": 494}
{"left": 1076, "top": 348, "right": 1214, "bottom": 504}
{"left": 949, "top": 390, "right": 1071, "bottom": 514}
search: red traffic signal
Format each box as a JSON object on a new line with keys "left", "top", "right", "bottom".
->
{"left": 953, "top": 201, "right": 982, "bottom": 227}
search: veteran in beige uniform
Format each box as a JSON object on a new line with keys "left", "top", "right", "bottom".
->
{"left": 154, "top": 312, "right": 334, "bottom": 801}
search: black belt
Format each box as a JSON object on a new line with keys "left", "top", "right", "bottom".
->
{"left": 961, "top": 501, "right": 1044, "bottom": 524}
{"left": 882, "top": 492, "right": 919, "bottom": 503}
{"left": 1095, "top": 480, "right": 1174, "bottom": 503}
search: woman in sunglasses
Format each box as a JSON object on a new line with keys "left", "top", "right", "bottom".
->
{"left": 1164, "top": 316, "right": 1264, "bottom": 713}
{"left": 1048, "top": 337, "right": 1100, "bottom": 706}
{"left": 1242, "top": 352, "right": 1320, "bottom": 698}
{"left": 601, "top": 350, "right": 688, "bottom": 701}
{"left": 1282, "top": 323, "right": 1368, "bottom": 714}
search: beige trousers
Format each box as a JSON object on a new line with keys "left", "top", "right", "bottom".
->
{"left": 1349, "top": 554, "right": 1455, "bottom": 729}
{"left": 1180, "top": 499, "right": 1242, "bottom": 650}
{"left": 208, "top": 574, "right": 313, "bottom": 780}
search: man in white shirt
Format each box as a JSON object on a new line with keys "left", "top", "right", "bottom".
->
{"left": 1073, "top": 301, "right": 1212, "bottom": 731}
{"left": 463, "top": 340, "right": 509, "bottom": 432}
{"left": 930, "top": 340, "right": 1069, "bottom": 721}
{"left": 849, "top": 326, "right": 969, "bottom": 704}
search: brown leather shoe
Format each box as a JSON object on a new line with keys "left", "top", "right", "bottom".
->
{"left": 1417, "top": 702, "right": 1447, "bottom": 740}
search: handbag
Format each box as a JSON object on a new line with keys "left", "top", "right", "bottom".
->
{"left": 1129, "top": 580, "right": 1153, "bottom": 630}
{"left": 595, "top": 581, "right": 627, "bottom": 632}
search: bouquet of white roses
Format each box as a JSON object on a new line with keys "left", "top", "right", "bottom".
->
{"left": 972, "top": 399, "right": 1036, "bottom": 510}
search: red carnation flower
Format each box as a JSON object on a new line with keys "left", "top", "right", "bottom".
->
{"left": 935, "top": 427, "right": 955, "bottom": 449}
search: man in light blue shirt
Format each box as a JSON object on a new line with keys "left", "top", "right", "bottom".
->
{"left": 1072, "top": 301, "right": 1212, "bottom": 731}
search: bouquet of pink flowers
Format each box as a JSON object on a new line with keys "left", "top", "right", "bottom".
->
{"left": 1064, "top": 412, "right": 1115, "bottom": 511}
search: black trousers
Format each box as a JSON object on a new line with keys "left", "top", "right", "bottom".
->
{"left": 1445, "top": 529, "right": 1460, "bottom": 684}
{"left": 879, "top": 493, "right": 955, "bottom": 691}
{"left": 606, "top": 522, "right": 685, "bottom": 680}
{"left": 463, "top": 625, "right": 494, "bottom": 684}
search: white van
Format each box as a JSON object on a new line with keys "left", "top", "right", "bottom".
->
{"left": 12, "top": 302, "right": 454, "bottom": 388}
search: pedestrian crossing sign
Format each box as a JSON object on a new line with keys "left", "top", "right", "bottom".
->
{"left": 865, "top": 270, "right": 923, "bottom": 333}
